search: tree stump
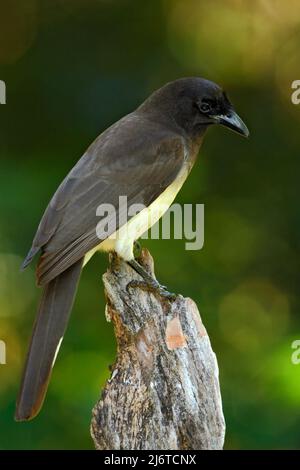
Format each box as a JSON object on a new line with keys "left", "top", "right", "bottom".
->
{"left": 90, "top": 248, "right": 225, "bottom": 450}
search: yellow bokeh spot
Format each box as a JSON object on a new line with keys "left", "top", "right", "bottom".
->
{"left": 219, "top": 278, "right": 290, "bottom": 352}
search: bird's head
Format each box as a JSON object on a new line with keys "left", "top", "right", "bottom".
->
{"left": 141, "top": 77, "right": 249, "bottom": 139}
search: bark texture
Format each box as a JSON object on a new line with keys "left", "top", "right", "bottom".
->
{"left": 91, "top": 249, "right": 225, "bottom": 450}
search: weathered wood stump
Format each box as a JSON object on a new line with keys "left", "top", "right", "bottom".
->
{"left": 91, "top": 249, "right": 225, "bottom": 450}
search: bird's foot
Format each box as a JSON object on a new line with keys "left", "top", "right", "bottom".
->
{"left": 126, "top": 279, "right": 177, "bottom": 301}
{"left": 127, "top": 258, "right": 177, "bottom": 301}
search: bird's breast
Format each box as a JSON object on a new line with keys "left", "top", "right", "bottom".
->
{"left": 84, "top": 163, "right": 190, "bottom": 263}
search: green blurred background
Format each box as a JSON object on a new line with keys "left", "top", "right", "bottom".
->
{"left": 0, "top": 0, "right": 300, "bottom": 450}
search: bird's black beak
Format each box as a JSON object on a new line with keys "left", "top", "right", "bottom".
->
{"left": 211, "top": 110, "right": 249, "bottom": 138}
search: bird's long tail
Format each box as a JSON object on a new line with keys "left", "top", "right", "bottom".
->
{"left": 15, "top": 258, "right": 83, "bottom": 421}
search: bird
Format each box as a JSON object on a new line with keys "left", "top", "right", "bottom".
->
{"left": 15, "top": 77, "right": 249, "bottom": 421}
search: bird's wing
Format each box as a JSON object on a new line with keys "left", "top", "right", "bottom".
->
{"left": 23, "top": 113, "right": 187, "bottom": 285}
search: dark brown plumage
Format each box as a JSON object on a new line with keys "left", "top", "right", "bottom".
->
{"left": 16, "top": 77, "right": 249, "bottom": 421}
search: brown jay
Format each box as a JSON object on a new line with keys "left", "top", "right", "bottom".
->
{"left": 15, "top": 77, "right": 249, "bottom": 421}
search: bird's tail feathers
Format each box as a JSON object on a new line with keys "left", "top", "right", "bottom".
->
{"left": 15, "top": 258, "right": 83, "bottom": 421}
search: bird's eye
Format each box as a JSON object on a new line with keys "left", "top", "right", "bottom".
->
{"left": 199, "top": 102, "right": 212, "bottom": 114}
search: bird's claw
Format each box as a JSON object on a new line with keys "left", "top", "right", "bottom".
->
{"left": 126, "top": 279, "right": 144, "bottom": 293}
{"left": 126, "top": 279, "right": 177, "bottom": 301}
{"left": 157, "top": 287, "right": 177, "bottom": 300}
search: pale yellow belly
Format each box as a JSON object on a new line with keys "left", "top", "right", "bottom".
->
{"left": 83, "top": 166, "right": 189, "bottom": 264}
